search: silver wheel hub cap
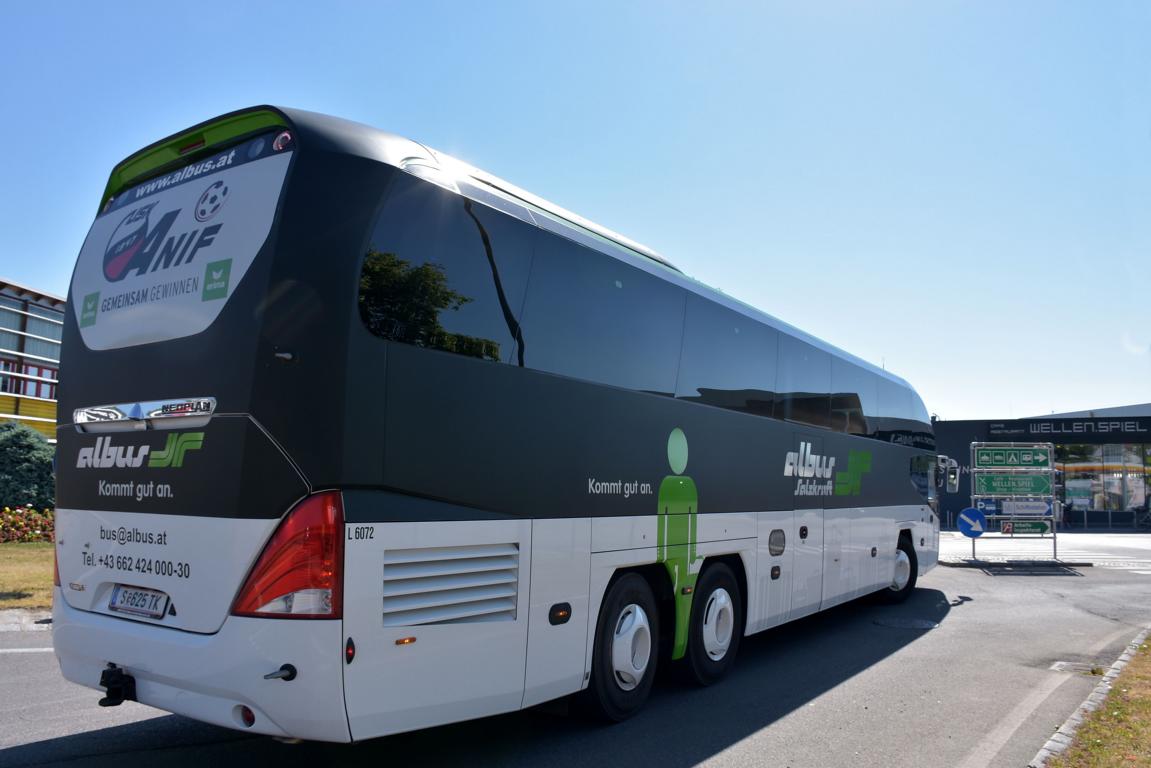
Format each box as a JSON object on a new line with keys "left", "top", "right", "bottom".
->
{"left": 702, "top": 587, "right": 735, "bottom": 661}
{"left": 891, "top": 549, "right": 911, "bottom": 591}
{"left": 611, "top": 603, "right": 652, "bottom": 691}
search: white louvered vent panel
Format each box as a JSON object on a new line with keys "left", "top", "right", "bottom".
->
{"left": 382, "top": 543, "right": 519, "bottom": 627}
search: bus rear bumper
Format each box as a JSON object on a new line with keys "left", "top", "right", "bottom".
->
{"left": 52, "top": 589, "right": 351, "bottom": 743}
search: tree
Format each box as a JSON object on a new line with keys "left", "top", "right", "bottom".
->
{"left": 358, "top": 250, "right": 501, "bottom": 361}
{"left": 0, "top": 422, "right": 55, "bottom": 508}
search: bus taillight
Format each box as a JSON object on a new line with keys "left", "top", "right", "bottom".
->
{"left": 231, "top": 492, "right": 344, "bottom": 619}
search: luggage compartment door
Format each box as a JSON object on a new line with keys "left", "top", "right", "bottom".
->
{"left": 341, "top": 508, "right": 532, "bottom": 740}
{"left": 789, "top": 433, "right": 825, "bottom": 621}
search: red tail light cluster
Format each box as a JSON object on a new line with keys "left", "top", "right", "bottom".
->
{"left": 232, "top": 492, "right": 344, "bottom": 619}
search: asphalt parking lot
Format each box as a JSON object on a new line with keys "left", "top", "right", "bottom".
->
{"left": 4, "top": 541, "right": 1150, "bottom": 768}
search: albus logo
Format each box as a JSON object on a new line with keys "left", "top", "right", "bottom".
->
{"left": 783, "top": 441, "right": 836, "bottom": 496}
{"left": 76, "top": 433, "right": 205, "bottom": 469}
{"left": 781, "top": 444, "right": 873, "bottom": 497}
{"left": 784, "top": 441, "right": 836, "bottom": 479}
{"left": 77, "top": 436, "right": 150, "bottom": 469}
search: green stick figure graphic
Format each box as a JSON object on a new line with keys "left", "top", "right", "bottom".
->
{"left": 657, "top": 427, "right": 702, "bottom": 659}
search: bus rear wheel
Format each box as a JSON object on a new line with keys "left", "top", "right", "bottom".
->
{"left": 685, "top": 562, "right": 743, "bottom": 686}
{"left": 876, "top": 535, "right": 918, "bottom": 604}
{"left": 585, "top": 572, "right": 659, "bottom": 721}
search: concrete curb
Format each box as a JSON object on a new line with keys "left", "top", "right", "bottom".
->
{"left": 940, "top": 559, "right": 1094, "bottom": 568}
{"left": 0, "top": 608, "right": 51, "bottom": 632}
{"left": 1028, "top": 625, "right": 1151, "bottom": 768}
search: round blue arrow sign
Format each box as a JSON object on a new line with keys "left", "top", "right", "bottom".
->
{"left": 958, "top": 507, "right": 987, "bottom": 538}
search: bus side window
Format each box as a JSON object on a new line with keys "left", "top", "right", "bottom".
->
{"left": 830, "top": 356, "right": 877, "bottom": 436}
{"left": 910, "top": 455, "right": 935, "bottom": 502}
{"left": 774, "top": 336, "right": 831, "bottom": 430}
{"left": 675, "top": 294, "right": 778, "bottom": 416}
{"left": 871, "top": 380, "right": 935, "bottom": 450}
{"left": 358, "top": 175, "right": 534, "bottom": 365}
{"left": 518, "top": 230, "right": 685, "bottom": 396}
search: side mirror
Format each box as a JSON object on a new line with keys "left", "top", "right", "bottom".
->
{"left": 946, "top": 461, "right": 960, "bottom": 494}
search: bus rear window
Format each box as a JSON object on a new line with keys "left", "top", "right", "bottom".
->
{"left": 70, "top": 133, "right": 292, "bottom": 350}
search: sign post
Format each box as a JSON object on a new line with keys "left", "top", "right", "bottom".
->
{"left": 969, "top": 442, "right": 1058, "bottom": 559}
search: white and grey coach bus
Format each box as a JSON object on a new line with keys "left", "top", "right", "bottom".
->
{"left": 55, "top": 106, "right": 955, "bottom": 742}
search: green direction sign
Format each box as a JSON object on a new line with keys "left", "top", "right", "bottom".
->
{"left": 974, "top": 446, "right": 1052, "bottom": 469}
{"left": 1001, "top": 520, "right": 1052, "bottom": 535}
{"left": 973, "top": 473, "right": 1052, "bottom": 495}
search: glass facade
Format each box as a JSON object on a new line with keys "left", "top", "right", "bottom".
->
{"left": 1056, "top": 442, "right": 1151, "bottom": 526}
{"left": 0, "top": 283, "right": 63, "bottom": 441}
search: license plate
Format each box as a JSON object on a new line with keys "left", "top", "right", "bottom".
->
{"left": 109, "top": 585, "right": 169, "bottom": 618}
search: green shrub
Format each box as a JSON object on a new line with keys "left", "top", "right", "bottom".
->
{"left": 0, "top": 422, "right": 55, "bottom": 509}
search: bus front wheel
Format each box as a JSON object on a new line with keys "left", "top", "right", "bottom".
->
{"left": 585, "top": 572, "right": 659, "bottom": 721}
{"left": 685, "top": 562, "right": 743, "bottom": 686}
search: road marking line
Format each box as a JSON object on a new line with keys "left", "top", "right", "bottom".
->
{"left": 0, "top": 627, "right": 50, "bottom": 633}
{"left": 955, "top": 671, "right": 1068, "bottom": 768}
{"left": 955, "top": 625, "right": 1133, "bottom": 768}
{"left": 0, "top": 648, "right": 54, "bottom": 653}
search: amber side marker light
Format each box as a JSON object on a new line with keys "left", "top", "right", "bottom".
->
{"left": 395, "top": 636, "right": 417, "bottom": 646}
{"left": 549, "top": 602, "right": 572, "bottom": 626}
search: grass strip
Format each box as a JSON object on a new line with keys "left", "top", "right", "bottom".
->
{"left": 0, "top": 542, "right": 54, "bottom": 609}
{"left": 1049, "top": 638, "right": 1151, "bottom": 767}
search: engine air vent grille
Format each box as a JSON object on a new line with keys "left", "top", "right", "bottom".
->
{"left": 382, "top": 543, "right": 519, "bottom": 626}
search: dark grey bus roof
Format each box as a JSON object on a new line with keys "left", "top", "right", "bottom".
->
{"left": 280, "top": 107, "right": 920, "bottom": 398}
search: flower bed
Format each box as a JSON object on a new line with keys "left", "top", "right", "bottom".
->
{"left": 0, "top": 505, "right": 55, "bottom": 543}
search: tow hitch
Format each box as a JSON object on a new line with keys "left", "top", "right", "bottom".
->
{"left": 98, "top": 663, "right": 137, "bottom": 707}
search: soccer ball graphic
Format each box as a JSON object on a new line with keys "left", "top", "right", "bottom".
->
{"left": 195, "top": 181, "right": 229, "bottom": 222}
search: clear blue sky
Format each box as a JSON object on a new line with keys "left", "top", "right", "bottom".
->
{"left": 2, "top": 1, "right": 1148, "bottom": 420}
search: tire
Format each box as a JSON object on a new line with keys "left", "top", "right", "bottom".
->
{"left": 876, "top": 534, "right": 918, "bottom": 604}
{"left": 685, "top": 562, "right": 743, "bottom": 686}
{"left": 584, "top": 572, "right": 660, "bottom": 721}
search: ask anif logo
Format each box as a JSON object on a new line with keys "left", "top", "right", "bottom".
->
{"left": 80, "top": 292, "right": 100, "bottom": 327}
{"left": 201, "top": 258, "right": 232, "bottom": 301}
